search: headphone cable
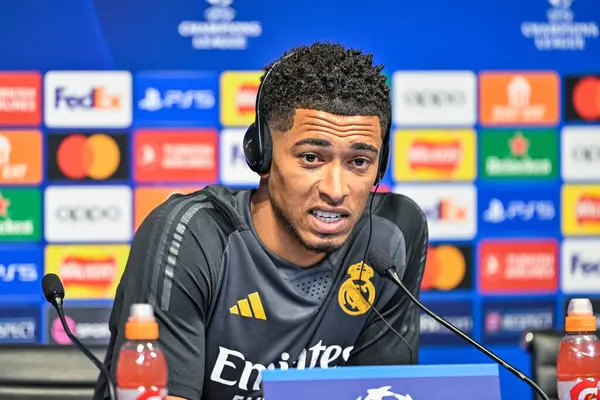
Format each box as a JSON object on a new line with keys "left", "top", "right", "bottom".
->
{"left": 355, "top": 183, "right": 414, "bottom": 365}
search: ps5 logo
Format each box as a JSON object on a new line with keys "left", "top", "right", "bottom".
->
{"left": 0, "top": 263, "right": 38, "bottom": 283}
{"left": 483, "top": 198, "right": 555, "bottom": 223}
{"left": 139, "top": 88, "right": 215, "bottom": 111}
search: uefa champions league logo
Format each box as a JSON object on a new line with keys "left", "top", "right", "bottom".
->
{"left": 356, "top": 385, "right": 414, "bottom": 400}
{"left": 547, "top": 0, "right": 573, "bottom": 9}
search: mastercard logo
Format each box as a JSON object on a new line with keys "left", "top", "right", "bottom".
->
{"left": 56, "top": 134, "right": 121, "bottom": 180}
{"left": 572, "top": 76, "right": 600, "bottom": 121}
{"left": 421, "top": 245, "right": 468, "bottom": 291}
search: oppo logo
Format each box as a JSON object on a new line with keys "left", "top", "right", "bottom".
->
{"left": 56, "top": 206, "right": 121, "bottom": 222}
{"left": 403, "top": 90, "right": 466, "bottom": 107}
{"left": 572, "top": 146, "right": 600, "bottom": 162}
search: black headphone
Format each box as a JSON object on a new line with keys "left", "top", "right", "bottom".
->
{"left": 242, "top": 53, "right": 392, "bottom": 185}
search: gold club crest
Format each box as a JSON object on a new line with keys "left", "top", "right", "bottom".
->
{"left": 338, "top": 262, "right": 376, "bottom": 316}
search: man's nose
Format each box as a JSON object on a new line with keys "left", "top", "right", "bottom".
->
{"left": 318, "top": 162, "right": 349, "bottom": 204}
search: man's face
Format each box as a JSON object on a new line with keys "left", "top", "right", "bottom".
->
{"left": 267, "top": 108, "right": 383, "bottom": 254}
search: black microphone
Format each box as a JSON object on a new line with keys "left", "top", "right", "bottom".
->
{"left": 41, "top": 273, "right": 117, "bottom": 400}
{"left": 367, "top": 247, "right": 551, "bottom": 400}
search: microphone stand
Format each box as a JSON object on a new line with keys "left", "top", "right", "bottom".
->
{"left": 54, "top": 298, "right": 117, "bottom": 400}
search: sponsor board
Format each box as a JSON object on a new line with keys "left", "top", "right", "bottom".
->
{"left": 44, "top": 186, "right": 132, "bottom": 243}
{"left": 478, "top": 239, "right": 558, "bottom": 294}
{"left": 482, "top": 300, "right": 555, "bottom": 345}
{"left": 0, "top": 307, "right": 39, "bottom": 344}
{"left": 0, "top": 130, "right": 42, "bottom": 184}
{"left": 392, "top": 129, "right": 476, "bottom": 182}
{"left": 393, "top": 184, "right": 477, "bottom": 240}
{"left": 262, "top": 365, "right": 500, "bottom": 400}
{"left": 479, "top": 129, "right": 558, "bottom": 180}
{"left": 135, "top": 71, "right": 218, "bottom": 126}
{"left": 422, "top": 244, "right": 472, "bottom": 291}
{"left": 561, "top": 126, "right": 600, "bottom": 181}
{"left": 44, "top": 245, "right": 129, "bottom": 299}
{"left": 219, "top": 128, "right": 260, "bottom": 186}
{"left": 0, "top": 188, "right": 41, "bottom": 242}
{"left": 219, "top": 71, "right": 261, "bottom": 127}
{"left": 0, "top": 72, "right": 41, "bottom": 126}
{"left": 562, "top": 185, "right": 600, "bottom": 236}
{"left": 565, "top": 75, "right": 600, "bottom": 122}
{"left": 420, "top": 301, "right": 473, "bottom": 346}
{"left": 0, "top": 245, "right": 42, "bottom": 302}
{"left": 478, "top": 187, "right": 560, "bottom": 234}
{"left": 134, "top": 186, "right": 200, "bottom": 230}
{"left": 134, "top": 128, "right": 218, "bottom": 183}
{"left": 44, "top": 71, "right": 132, "bottom": 128}
{"left": 45, "top": 304, "right": 112, "bottom": 345}
{"left": 561, "top": 239, "right": 600, "bottom": 294}
{"left": 46, "top": 132, "right": 129, "bottom": 181}
{"left": 479, "top": 72, "right": 559, "bottom": 126}
{"left": 391, "top": 71, "right": 477, "bottom": 126}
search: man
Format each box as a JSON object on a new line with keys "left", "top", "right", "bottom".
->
{"left": 94, "top": 42, "right": 428, "bottom": 400}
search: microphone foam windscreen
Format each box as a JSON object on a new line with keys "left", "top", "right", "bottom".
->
{"left": 42, "top": 273, "right": 65, "bottom": 302}
{"left": 367, "top": 247, "right": 394, "bottom": 276}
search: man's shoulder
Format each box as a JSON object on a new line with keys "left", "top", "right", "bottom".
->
{"left": 140, "top": 184, "right": 249, "bottom": 239}
{"left": 369, "top": 191, "right": 428, "bottom": 246}
{"left": 372, "top": 191, "right": 427, "bottom": 229}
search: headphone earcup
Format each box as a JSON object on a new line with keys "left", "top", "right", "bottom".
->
{"left": 258, "top": 117, "right": 272, "bottom": 174}
{"left": 375, "top": 125, "right": 391, "bottom": 185}
{"left": 377, "top": 142, "right": 390, "bottom": 182}
{"left": 243, "top": 122, "right": 263, "bottom": 173}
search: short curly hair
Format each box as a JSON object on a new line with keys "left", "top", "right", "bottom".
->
{"left": 259, "top": 41, "right": 391, "bottom": 136}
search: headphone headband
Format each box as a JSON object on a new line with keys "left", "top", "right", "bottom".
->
{"left": 243, "top": 52, "right": 391, "bottom": 184}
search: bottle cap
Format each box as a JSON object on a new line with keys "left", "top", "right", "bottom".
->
{"left": 565, "top": 298, "right": 597, "bottom": 332}
{"left": 130, "top": 303, "right": 155, "bottom": 319}
{"left": 125, "top": 303, "right": 159, "bottom": 340}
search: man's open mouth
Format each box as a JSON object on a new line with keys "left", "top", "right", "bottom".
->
{"left": 310, "top": 210, "right": 349, "bottom": 224}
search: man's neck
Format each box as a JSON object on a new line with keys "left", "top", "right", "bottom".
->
{"left": 250, "top": 185, "right": 325, "bottom": 268}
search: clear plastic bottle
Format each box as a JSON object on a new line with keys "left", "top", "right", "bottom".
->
{"left": 116, "top": 304, "right": 168, "bottom": 400}
{"left": 557, "top": 298, "right": 600, "bottom": 400}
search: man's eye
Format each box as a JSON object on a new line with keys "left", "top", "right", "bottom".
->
{"left": 302, "top": 154, "right": 318, "bottom": 163}
{"left": 352, "top": 158, "right": 370, "bottom": 167}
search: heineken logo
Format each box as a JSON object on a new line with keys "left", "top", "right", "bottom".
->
{"left": 0, "top": 189, "right": 41, "bottom": 241}
{"left": 481, "top": 129, "right": 558, "bottom": 180}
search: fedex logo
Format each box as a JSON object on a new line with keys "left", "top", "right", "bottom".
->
{"left": 570, "top": 254, "right": 600, "bottom": 274}
{"left": 44, "top": 71, "right": 132, "bottom": 128}
{"left": 562, "top": 239, "right": 600, "bottom": 293}
{"left": 134, "top": 72, "right": 219, "bottom": 127}
{"left": 54, "top": 86, "right": 121, "bottom": 110}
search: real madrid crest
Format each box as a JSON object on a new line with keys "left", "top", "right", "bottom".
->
{"left": 338, "top": 262, "right": 376, "bottom": 316}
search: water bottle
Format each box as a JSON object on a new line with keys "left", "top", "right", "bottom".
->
{"left": 557, "top": 298, "right": 600, "bottom": 400}
{"left": 116, "top": 303, "right": 168, "bottom": 400}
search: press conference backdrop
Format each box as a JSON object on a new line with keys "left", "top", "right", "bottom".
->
{"left": 0, "top": 0, "right": 599, "bottom": 398}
